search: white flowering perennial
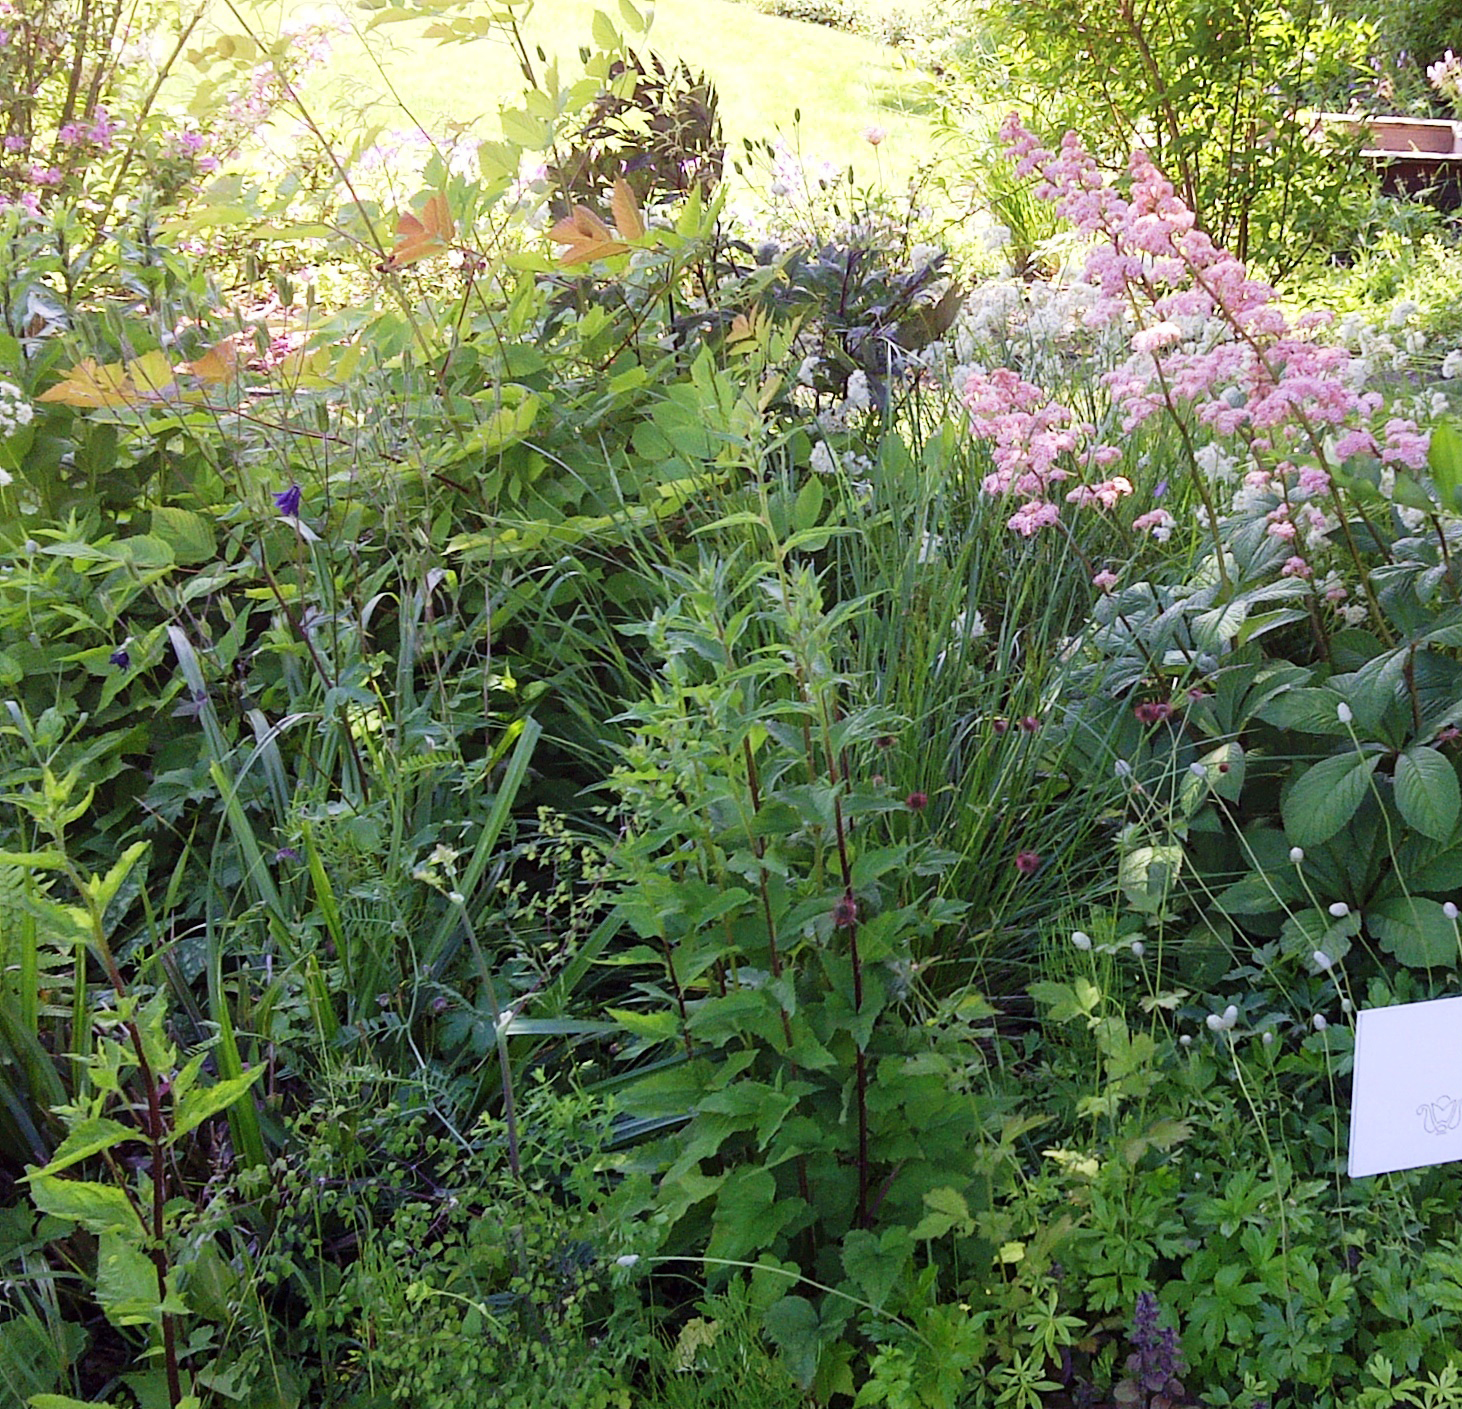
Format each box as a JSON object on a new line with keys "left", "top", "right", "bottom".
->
{"left": 0, "top": 380, "right": 33, "bottom": 439}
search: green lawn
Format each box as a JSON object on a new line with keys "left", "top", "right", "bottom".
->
{"left": 217, "top": 0, "right": 942, "bottom": 194}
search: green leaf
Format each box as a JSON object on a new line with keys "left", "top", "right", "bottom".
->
{"left": 1028, "top": 978, "right": 1101, "bottom": 1024}
{"left": 1282, "top": 752, "right": 1380, "bottom": 847}
{"left": 841, "top": 1226, "right": 914, "bottom": 1311}
{"left": 793, "top": 476, "right": 825, "bottom": 533}
{"left": 29, "top": 1397, "right": 118, "bottom": 1409}
{"left": 1430, "top": 418, "right": 1462, "bottom": 509}
{"left": 912, "top": 1185, "right": 976, "bottom": 1240}
{"left": 32, "top": 1117, "right": 137, "bottom": 1178}
{"left": 1367, "top": 896, "right": 1458, "bottom": 967}
{"left": 149, "top": 506, "right": 216, "bottom": 564}
{"left": 1279, "top": 908, "right": 1359, "bottom": 967}
{"left": 1391, "top": 472, "right": 1435, "bottom": 512}
{"left": 171, "top": 1067, "right": 266, "bottom": 1141}
{"left": 500, "top": 108, "right": 550, "bottom": 148}
{"left": 1395, "top": 746, "right": 1461, "bottom": 842}
{"left": 591, "top": 9, "right": 620, "bottom": 49}
{"left": 606, "top": 1007, "right": 683, "bottom": 1043}
{"left": 96, "top": 1229, "right": 169, "bottom": 1329}
{"left": 86, "top": 840, "right": 148, "bottom": 916}
{"left": 763, "top": 1294, "right": 821, "bottom": 1390}
{"left": 706, "top": 1167, "right": 797, "bottom": 1264}
{"left": 25, "top": 1172, "right": 145, "bottom": 1234}
{"left": 1256, "top": 686, "right": 1351, "bottom": 734}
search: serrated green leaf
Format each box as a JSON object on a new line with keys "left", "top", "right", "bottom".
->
{"left": 25, "top": 1172, "right": 145, "bottom": 1234}
{"left": 1395, "top": 746, "right": 1461, "bottom": 842}
{"left": 1256, "top": 687, "right": 1351, "bottom": 734}
{"left": 591, "top": 9, "right": 620, "bottom": 49}
{"left": 1367, "top": 896, "right": 1457, "bottom": 967}
{"left": 763, "top": 1294, "right": 821, "bottom": 1390}
{"left": 606, "top": 1007, "right": 682, "bottom": 1042}
{"left": 32, "top": 1117, "right": 137, "bottom": 1178}
{"left": 912, "top": 1185, "right": 975, "bottom": 1240}
{"left": 171, "top": 1067, "right": 265, "bottom": 1141}
{"left": 149, "top": 506, "right": 216, "bottom": 564}
{"left": 841, "top": 1226, "right": 913, "bottom": 1311}
{"left": 1282, "top": 752, "right": 1380, "bottom": 847}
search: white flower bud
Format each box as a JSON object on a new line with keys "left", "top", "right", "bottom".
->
{"left": 1188, "top": 762, "right": 1207, "bottom": 779}
{"left": 1446, "top": 902, "right": 1459, "bottom": 921}
{"left": 1341, "top": 998, "right": 1353, "bottom": 1014}
{"left": 1262, "top": 1031, "right": 1274, "bottom": 1046}
{"left": 1071, "top": 930, "right": 1092, "bottom": 951}
{"left": 1179, "top": 1033, "right": 1192, "bottom": 1047}
{"left": 1114, "top": 759, "right": 1133, "bottom": 778}
{"left": 1130, "top": 940, "right": 1145, "bottom": 958}
{"left": 1337, "top": 702, "right": 1353, "bottom": 724}
{"left": 1223, "top": 1004, "right": 1239, "bottom": 1027}
{"left": 1313, "top": 1014, "right": 1328, "bottom": 1031}
{"left": 1289, "top": 847, "right": 1305, "bottom": 864}
{"left": 1328, "top": 902, "right": 1350, "bottom": 918}
{"left": 615, "top": 1254, "right": 640, "bottom": 1268}
{"left": 1206, "top": 1013, "right": 1225, "bottom": 1031}
{"left": 1313, "top": 950, "right": 1333, "bottom": 971}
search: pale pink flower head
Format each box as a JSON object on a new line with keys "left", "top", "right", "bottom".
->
{"left": 862, "top": 125, "right": 887, "bottom": 147}
{"left": 1132, "top": 508, "right": 1175, "bottom": 541}
{"left": 1007, "top": 500, "right": 1061, "bottom": 536}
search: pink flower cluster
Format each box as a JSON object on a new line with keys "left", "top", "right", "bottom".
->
{"left": 964, "top": 115, "right": 1432, "bottom": 568}
{"left": 962, "top": 365, "right": 1123, "bottom": 534}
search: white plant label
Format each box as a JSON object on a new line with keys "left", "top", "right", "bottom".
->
{"left": 1350, "top": 996, "right": 1462, "bottom": 1178}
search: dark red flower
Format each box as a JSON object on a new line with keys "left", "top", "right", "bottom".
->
{"left": 832, "top": 891, "right": 858, "bottom": 928}
{"left": 1018, "top": 715, "right": 1041, "bottom": 733}
{"left": 1014, "top": 850, "right": 1041, "bottom": 875}
{"left": 1134, "top": 700, "right": 1176, "bottom": 725}
{"left": 905, "top": 791, "right": 928, "bottom": 811}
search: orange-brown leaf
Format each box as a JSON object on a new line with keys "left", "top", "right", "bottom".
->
{"left": 549, "top": 204, "right": 629, "bottom": 265}
{"left": 180, "top": 339, "right": 239, "bottom": 386}
{"left": 610, "top": 177, "right": 644, "bottom": 241}
{"left": 384, "top": 191, "right": 454, "bottom": 268}
{"left": 38, "top": 358, "right": 136, "bottom": 408}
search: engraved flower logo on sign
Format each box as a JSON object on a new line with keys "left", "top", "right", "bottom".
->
{"left": 1417, "top": 1096, "right": 1462, "bottom": 1136}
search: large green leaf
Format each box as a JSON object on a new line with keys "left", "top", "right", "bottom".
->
{"left": 25, "top": 1173, "right": 144, "bottom": 1235}
{"left": 30, "top": 1117, "right": 136, "bottom": 1178}
{"left": 840, "top": 1226, "right": 914, "bottom": 1312}
{"left": 1282, "top": 752, "right": 1380, "bottom": 847}
{"left": 763, "top": 1295, "right": 821, "bottom": 1390}
{"left": 1367, "top": 896, "right": 1458, "bottom": 968}
{"left": 1395, "top": 746, "right": 1461, "bottom": 842}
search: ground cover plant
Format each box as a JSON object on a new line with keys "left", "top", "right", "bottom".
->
{"left": 8, "top": 1, "right": 1462, "bottom": 1407}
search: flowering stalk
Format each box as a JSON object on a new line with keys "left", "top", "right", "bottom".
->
{"left": 965, "top": 116, "right": 1433, "bottom": 639}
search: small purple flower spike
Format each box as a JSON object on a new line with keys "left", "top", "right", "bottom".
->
{"left": 273, "top": 483, "right": 302, "bottom": 517}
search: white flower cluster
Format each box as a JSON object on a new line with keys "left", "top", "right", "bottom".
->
{"left": 1335, "top": 311, "right": 1420, "bottom": 385}
{"left": 0, "top": 380, "right": 34, "bottom": 439}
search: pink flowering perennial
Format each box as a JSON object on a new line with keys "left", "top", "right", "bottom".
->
{"left": 964, "top": 115, "right": 1430, "bottom": 554}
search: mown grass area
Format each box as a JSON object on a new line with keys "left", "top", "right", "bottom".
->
{"left": 212, "top": 0, "right": 942, "bottom": 194}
